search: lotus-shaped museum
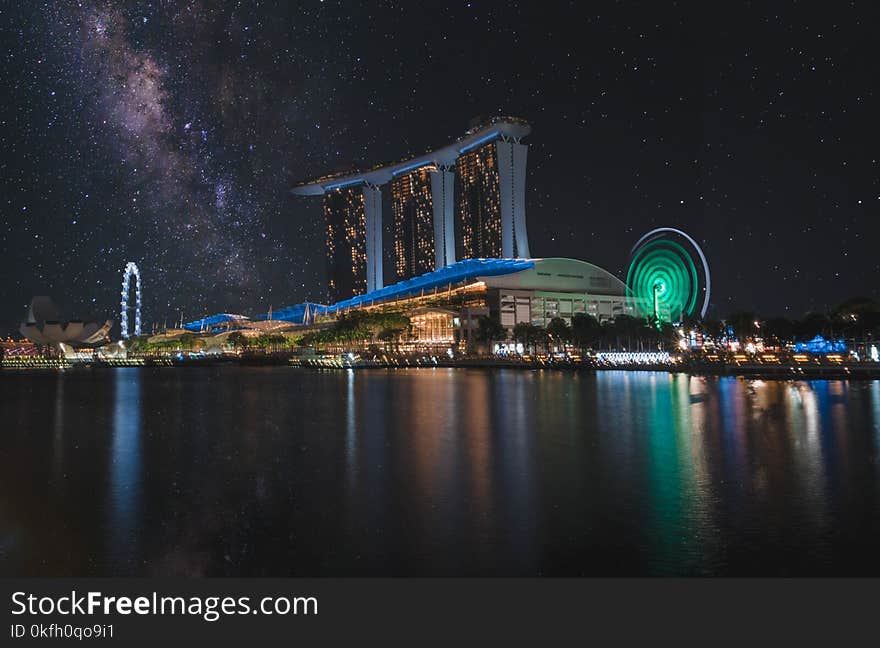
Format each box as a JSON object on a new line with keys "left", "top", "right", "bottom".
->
{"left": 19, "top": 296, "right": 112, "bottom": 346}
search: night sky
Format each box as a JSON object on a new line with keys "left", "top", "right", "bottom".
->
{"left": 1, "top": 1, "right": 877, "bottom": 334}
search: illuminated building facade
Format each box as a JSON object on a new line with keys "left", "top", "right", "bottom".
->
{"left": 391, "top": 168, "right": 436, "bottom": 281}
{"left": 323, "top": 186, "right": 367, "bottom": 302}
{"left": 408, "top": 308, "right": 457, "bottom": 348}
{"left": 301, "top": 257, "right": 634, "bottom": 352}
{"left": 293, "top": 117, "right": 532, "bottom": 300}
{"left": 457, "top": 143, "right": 502, "bottom": 259}
{"left": 237, "top": 256, "right": 644, "bottom": 356}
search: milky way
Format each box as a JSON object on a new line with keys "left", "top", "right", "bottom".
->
{"left": 47, "top": 2, "right": 315, "bottom": 321}
{"left": 3, "top": 1, "right": 333, "bottom": 327}
{"left": 1, "top": 2, "right": 878, "bottom": 332}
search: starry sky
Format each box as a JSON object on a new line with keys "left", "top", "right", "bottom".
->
{"left": 1, "top": 1, "right": 877, "bottom": 334}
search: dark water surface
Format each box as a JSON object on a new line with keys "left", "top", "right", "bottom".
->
{"left": 1, "top": 367, "right": 879, "bottom": 576}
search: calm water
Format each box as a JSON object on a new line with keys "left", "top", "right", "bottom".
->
{"left": 1, "top": 367, "right": 879, "bottom": 576}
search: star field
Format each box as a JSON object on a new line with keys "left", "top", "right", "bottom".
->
{"left": 0, "top": 1, "right": 877, "bottom": 333}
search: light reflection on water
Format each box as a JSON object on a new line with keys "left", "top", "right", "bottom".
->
{"left": 1, "top": 367, "right": 880, "bottom": 576}
{"left": 109, "top": 368, "right": 142, "bottom": 571}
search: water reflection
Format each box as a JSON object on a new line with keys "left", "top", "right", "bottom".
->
{"left": 624, "top": 374, "right": 710, "bottom": 574}
{"left": 51, "top": 373, "right": 65, "bottom": 488}
{"left": 490, "top": 372, "right": 539, "bottom": 568}
{"left": 109, "top": 368, "right": 143, "bottom": 572}
{"left": 2, "top": 368, "right": 880, "bottom": 576}
{"left": 873, "top": 382, "right": 880, "bottom": 445}
{"left": 462, "top": 372, "right": 491, "bottom": 552}
{"left": 345, "top": 369, "right": 358, "bottom": 492}
{"left": 785, "top": 383, "right": 829, "bottom": 529}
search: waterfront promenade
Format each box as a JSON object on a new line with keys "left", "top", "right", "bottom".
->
{"left": 3, "top": 350, "right": 880, "bottom": 379}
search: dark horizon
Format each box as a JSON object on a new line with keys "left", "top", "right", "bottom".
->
{"left": 1, "top": 2, "right": 877, "bottom": 335}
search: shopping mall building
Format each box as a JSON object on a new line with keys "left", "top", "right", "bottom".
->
{"left": 182, "top": 257, "right": 636, "bottom": 353}
{"left": 264, "top": 257, "right": 632, "bottom": 352}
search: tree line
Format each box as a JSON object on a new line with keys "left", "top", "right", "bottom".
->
{"left": 473, "top": 296, "right": 880, "bottom": 353}
{"left": 475, "top": 313, "right": 676, "bottom": 352}
{"left": 127, "top": 331, "right": 297, "bottom": 354}
{"left": 706, "top": 297, "right": 880, "bottom": 346}
{"left": 125, "top": 296, "right": 879, "bottom": 357}
{"left": 297, "top": 310, "right": 410, "bottom": 348}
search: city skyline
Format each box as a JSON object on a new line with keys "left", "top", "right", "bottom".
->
{"left": 0, "top": 2, "right": 878, "bottom": 335}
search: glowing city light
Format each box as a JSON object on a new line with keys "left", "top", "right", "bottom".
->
{"left": 626, "top": 228, "right": 711, "bottom": 322}
{"left": 120, "top": 261, "right": 142, "bottom": 339}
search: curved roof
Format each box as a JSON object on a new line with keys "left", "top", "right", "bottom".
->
{"left": 174, "top": 258, "right": 626, "bottom": 333}
{"left": 257, "top": 257, "right": 626, "bottom": 320}
{"left": 326, "top": 258, "right": 535, "bottom": 311}
{"left": 480, "top": 257, "right": 627, "bottom": 295}
{"left": 20, "top": 320, "right": 112, "bottom": 345}
{"left": 292, "top": 117, "right": 530, "bottom": 195}
{"left": 19, "top": 296, "right": 112, "bottom": 345}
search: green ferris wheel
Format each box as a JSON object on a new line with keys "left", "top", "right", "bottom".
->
{"left": 626, "top": 228, "right": 710, "bottom": 324}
